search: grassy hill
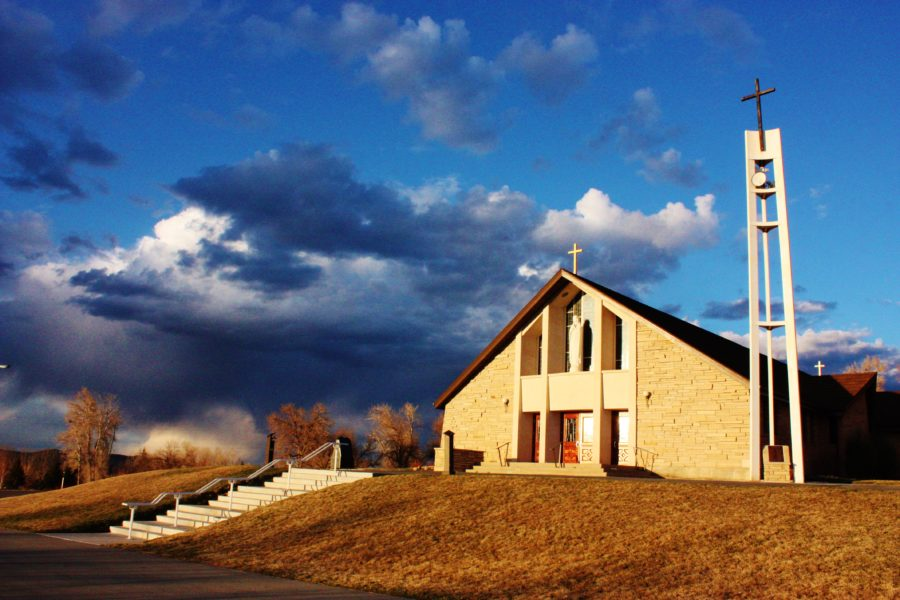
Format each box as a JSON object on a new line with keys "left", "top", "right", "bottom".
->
{"left": 0, "top": 464, "right": 254, "bottom": 532}
{"left": 136, "top": 474, "right": 900, "bottom": 599}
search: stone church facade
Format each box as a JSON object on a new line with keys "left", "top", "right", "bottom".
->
{"left": 434, "top": 269, "right": 888, "bottom": 481}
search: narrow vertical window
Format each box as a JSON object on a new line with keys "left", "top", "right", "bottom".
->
{"left": 615, "top": 316, "right": 623, "bottom": 369}
{"left": 537, "top": 334, "right": 543, "bottom": 375}
{"left": 582, "top": 321, "right": 592, "bottom": 371}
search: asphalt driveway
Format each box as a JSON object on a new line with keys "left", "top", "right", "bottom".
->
{"left": 0, "top": 529, "right": 399, "bottom": 599}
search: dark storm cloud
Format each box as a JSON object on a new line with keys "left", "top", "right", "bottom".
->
{"left": 2, "top": 135, "right": 85, "bottom": 197}
{"left": 0, "top": 1, "right": 58, "bottom": 95}
{"left": 0, "top": 4, "right": 135, "bottom": 199}
{"left": 58, "top": 41, "right": 143, "bottom": 100}
{"left": 0, "top": 210, "right": 51, "bottom": 284}
{"left": 198, "top": 241, "right": 321, "bottom": 293}
{"left": 59, "top": 235, "right": 97, "bottom": 254}
{"left": 171, "top": 143, "right": 424, "bottom": 259}
{"left": 70, "top": 268, "right": 173, "bottom": 298}
{"left": 66, "top": 128, "right": 117, "bottom": 166}
{"left": 2, "top": 128, "right": 118, "bottom": 199}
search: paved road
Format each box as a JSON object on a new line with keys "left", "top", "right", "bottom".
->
{"left": 0, "top": 529, "right": 400, "bottom": 599}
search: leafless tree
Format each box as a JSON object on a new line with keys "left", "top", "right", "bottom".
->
{"left": 367, "top": 403, "right": 422, "bottom": 468}
{"left": 843, "top": 355, "right": 891, "bottom": 391}
{"left": 267, "top": 402, "right": 334, "bottom": 467}
{"left": 0, "top": 450, "right": 24, "bottom": 489}
{"left": 57, "top": 388, "right": 121, "bottom": 483}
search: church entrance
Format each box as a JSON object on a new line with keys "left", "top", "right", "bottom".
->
{"left": 562, "top": 412, "right": 593, "bottom": 464}
{"left": 610, "top": 411, "right": 630, "bottom": 466}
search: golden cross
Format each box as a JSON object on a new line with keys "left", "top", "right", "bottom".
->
{"left": 814, "top": 360, "right": 825, "bottom": 376}
{"left": 741, "top": 78, "right": 776, "bottom": 151}
{"left": 568, "top": 243, "right": 583, "bottom": 274}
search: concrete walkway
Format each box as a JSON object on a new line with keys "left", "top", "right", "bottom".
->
{"left": 0, "top": 529, "right": 400, "bottom": 599}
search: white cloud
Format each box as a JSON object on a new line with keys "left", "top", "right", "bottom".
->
{"left": 518, "top": 262, "right": 560, "bottom": 280}
{"left": 534, "top": 188, "right": 718, "bottom": 251}
{"left": 795, "top": 300, "right": 831, "bottom": 314}
{"left": 396, "top": 176, "right": 460, "bottom": 214}
{"left": 720, "top": 327, "right": 897, "bottom": 375}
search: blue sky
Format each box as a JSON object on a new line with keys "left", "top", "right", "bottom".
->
{"left": 1, "top": 0, "right": 897, "bottom": 458}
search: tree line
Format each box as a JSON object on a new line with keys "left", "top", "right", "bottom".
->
{"left": 2, "top": 387, "right": 443, "bottom": 489}
{"left": 267, "top": 401, "right": 441, "bottom": 469}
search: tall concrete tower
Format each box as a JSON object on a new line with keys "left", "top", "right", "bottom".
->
{"left": 742, "top": 79, "right": 805, "bottom": 483}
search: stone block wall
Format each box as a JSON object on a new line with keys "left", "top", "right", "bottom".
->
{"left": 762, "top": 444, "right": 793, "bottom": 482}
{"left": 635, "top": 323, "right": 751, "bottom": 480}
{"left": 433, "top": 341, "right": 515, "bottom": 472}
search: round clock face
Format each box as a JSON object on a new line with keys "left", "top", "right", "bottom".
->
{"left": 751, "top": 171, "right": 768, "bottom": 187}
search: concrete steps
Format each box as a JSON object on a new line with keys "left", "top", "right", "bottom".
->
{"left": 109, "top": 467, "right": 375, "bottom": 541}
{"left": 469, "top": 462, "right": 609, "bottom": 477}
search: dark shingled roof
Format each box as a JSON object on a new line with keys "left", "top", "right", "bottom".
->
{"left": 435, "top": 269, "right": 854, "bottom": 412}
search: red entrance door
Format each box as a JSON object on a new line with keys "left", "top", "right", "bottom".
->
{"left": 533, "top": 414, "right": 541, "bottom": 462}
{"left": 563, "top": 413, "right": 579, "bottom": 463}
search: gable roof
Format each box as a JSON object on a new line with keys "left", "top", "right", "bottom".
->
{"left": 434, "top": 269, "right": 849, "bottom": 411}
{"left": 828, "top": 372, "right": 877, "bottom": 397}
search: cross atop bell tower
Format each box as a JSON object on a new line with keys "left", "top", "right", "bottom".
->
{"left": 741, "top": 78, "right": 776, "bottom": 151}
{"left": 742, "top": 78, "right": 805, "bottom": 483}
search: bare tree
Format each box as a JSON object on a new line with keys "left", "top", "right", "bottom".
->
{"left": 58, "top": 388, "right": 121, "bottom": 483}
{"left": 267, "top": 403, "right": 334, "bottom": 466}
{"left": 367, "top": 403, "right": 422, "bottom": 468}
{"left": 0, "top": 450, "right": 24, "bottom": 489}
{"left": 843, "top": 355, "right": 891, "bottom": 391}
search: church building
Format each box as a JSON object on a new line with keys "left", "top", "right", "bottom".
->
{"left": 433, "top": 269, "right": 890, "bottom": 481}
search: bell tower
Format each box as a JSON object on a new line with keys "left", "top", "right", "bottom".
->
{"left": 742, "top": 79, "right": 805, "bottom": 483}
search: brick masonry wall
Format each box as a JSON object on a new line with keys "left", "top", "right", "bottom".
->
{"left": 434, "top": 341, "right": 515, "bottom": 472}
{"left": 636, "top": 323, "right": 751, "bottom": 480}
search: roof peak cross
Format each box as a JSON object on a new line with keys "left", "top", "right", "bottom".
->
{"left": 568, "top": 243, "right": 583, "bottom": 274}
{"left": 741, "top": 77, "right": 776, "bottom": 151}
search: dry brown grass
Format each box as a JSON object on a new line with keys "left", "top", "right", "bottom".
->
{"left": 0, "top": 464, "right": 253, "bottom": 532}
{"left": 138, "top": 474, "right": 900, "bottom": 599}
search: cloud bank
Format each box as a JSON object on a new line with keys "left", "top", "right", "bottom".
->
{"left": 0, "top": 143, "right": 726, "bottom": 451}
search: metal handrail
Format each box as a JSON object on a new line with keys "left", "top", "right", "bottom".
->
{"left": 633, "top": 446, "right": 658, "bottom": 471}
{"left": 122, "top": 440, "right": 340, "bottom": 539}
{"left": 496, "top": 442, "right": 510, "bottom": 467}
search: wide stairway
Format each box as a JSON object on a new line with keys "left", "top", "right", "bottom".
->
{"left": 109, "top": 466, "right": 373, "bottom": 541}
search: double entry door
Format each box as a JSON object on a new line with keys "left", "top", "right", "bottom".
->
{"left": 562, "top": 412, "right": 594, "bottom": 464}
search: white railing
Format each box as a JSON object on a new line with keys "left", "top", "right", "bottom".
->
{"left": 122, "top": 440, "right": 341, "bottom": 539}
